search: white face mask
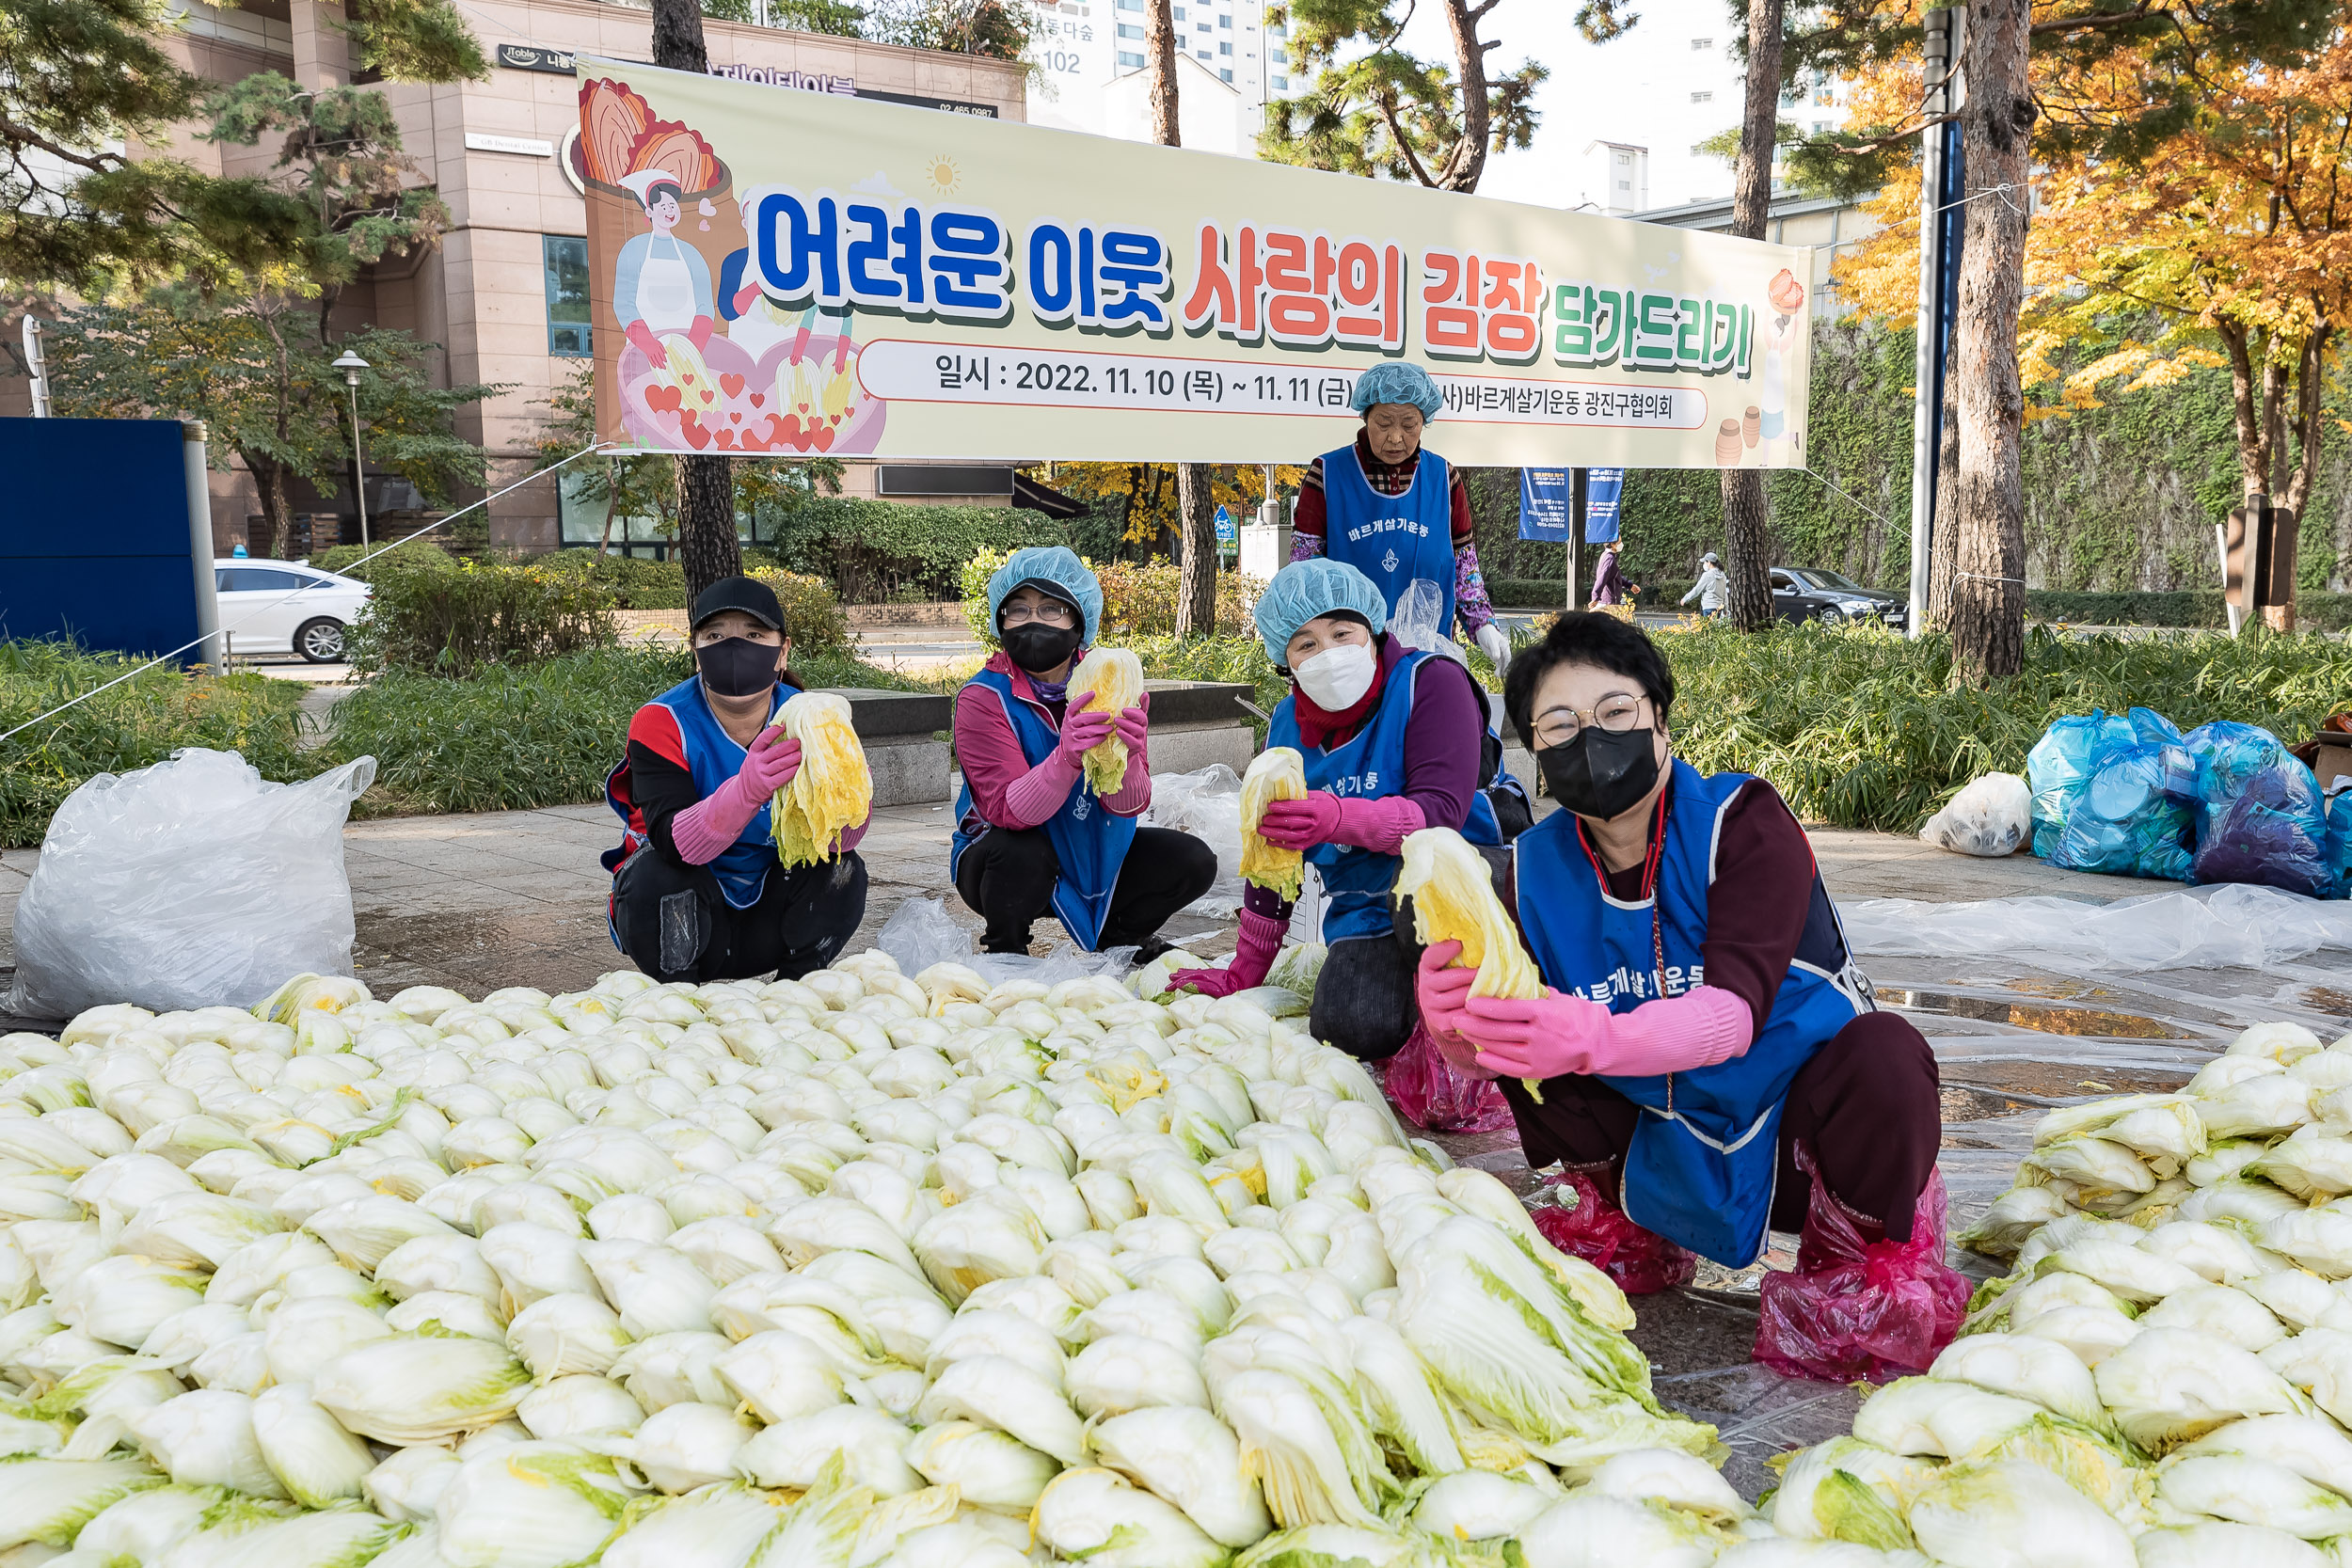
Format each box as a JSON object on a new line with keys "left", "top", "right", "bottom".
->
{"left": 1294, "top": 641, "right": 1378, "bottom": 710}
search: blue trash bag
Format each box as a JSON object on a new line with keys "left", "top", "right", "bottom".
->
{"left": 2188, "top": 748, "right": 2333, "bottom": 897}
{"left": 2183, "top": 720, "right": 2289, "bottom": 812}
{"left": 2125, "top": 706, "right": 2200, "bottom": 804}
{"left": 2026, "top": 709, "right": 2137, "bottom": 861}
{"left": 2054, "top": 748, "right": 2196, "bottom": 880}
{"left": 2327, "top": 789, "right": 2352, "bottom": 897}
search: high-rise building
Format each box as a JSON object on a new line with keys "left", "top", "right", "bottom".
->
{"left": 1023, "top": 0, "right": 1280, "bottom": 158}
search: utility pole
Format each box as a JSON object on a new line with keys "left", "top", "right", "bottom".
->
{"left": 1906, "top": 7, "right": 1963, "bottom": 639}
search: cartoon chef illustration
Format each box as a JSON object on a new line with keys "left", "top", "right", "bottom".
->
{"left": 616, "top": 169, "right": 715, "bottom": 369}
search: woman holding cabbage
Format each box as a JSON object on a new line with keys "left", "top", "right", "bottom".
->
{"left": 1170, "top": 559, "right": 1492, "bottom": 1061}
{"left": 603, "top": 576, "right": 869, "bottom": 983}
{"left": 1415, "top": 610, "right": 1966, "bottom": 1380}
{"left": 951, "top": 546, "right": 1217, "bottom": 956}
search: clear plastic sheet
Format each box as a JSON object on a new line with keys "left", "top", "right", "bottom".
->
{"left": 1526, "top": 1167, "right": 1699, "bottom": 1295}
{"left": 8, "top": 749, "right": 375, "bottom": 1018}
{"left": 1380, "top": 1022, "right": 1515, "bottom": 1132}
{"left": 1842, "top": 882, "right": 2352, "bottom": 973}
{"left": 873, "top": 895, "right": 1137, "bottom": 987}
{"left": 1145, "top": 765, "right": 1245, "bottom": 919}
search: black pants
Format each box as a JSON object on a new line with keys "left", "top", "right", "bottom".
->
{"left": 612, "top": 849, "right": 867, "bottom": 983}
{"left": 1311, "top": 844, "right": 1513, "bottom": 1062}
{"left": 955, "top": 826, "right": 1217, "bottom": 955}
{"left": 1498, "top": 1010, "right": 1944, "bottom": 1243}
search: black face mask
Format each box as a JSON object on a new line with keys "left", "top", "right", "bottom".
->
{"left": 695, "top": 636, "right": 782, "bottom": 698}
{"left": 1002, "top": 622, "right": 1081, "bottom": 674}
{"left": 1538, "top": 726, "right": 1662, "bottom": 821}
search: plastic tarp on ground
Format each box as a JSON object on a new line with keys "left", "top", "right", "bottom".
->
{"left": 1841, "top": 880, "right": 2352, "bottom": 974}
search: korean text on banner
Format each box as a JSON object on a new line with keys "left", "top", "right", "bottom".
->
{"left": 1584, "top": 467, "right": 1626, "bottom": 544}
{"left": 575, "top": 60, "right": 1816, "bottom": 467}
{"left": 1518, "top": 467, "right": 1571, "bottom": 541}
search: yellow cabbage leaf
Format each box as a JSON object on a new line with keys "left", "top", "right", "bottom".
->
{"left": 1396, "top": 826, "right": 1547, "bottom": 1100}
{"left": 1240, "top": 747, "right": 1309, "bottom": 902}
{"left": 1069, "top": 646, "right": 1145, "bottom": 798}
{"left": 773, "top": 691, "right": 873, "bottom": 867}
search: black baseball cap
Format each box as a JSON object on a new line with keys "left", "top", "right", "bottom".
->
{"left": 691, "top": 575, "right": 785, "bottom": 634}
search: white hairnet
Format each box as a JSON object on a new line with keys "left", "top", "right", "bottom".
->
{"left": 1253, "top": 558, "right": 1389, "bottom": 664}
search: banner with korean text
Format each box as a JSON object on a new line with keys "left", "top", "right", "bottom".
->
{"left": 576, "top": 59, "right": 1816, "bottom": 467}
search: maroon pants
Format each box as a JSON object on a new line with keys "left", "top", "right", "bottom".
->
{"left": 1499, "top": 1010, "right": 1942, "bottom": 1243}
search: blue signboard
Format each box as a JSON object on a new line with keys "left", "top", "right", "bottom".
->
{"left": 1584, "top": 467, "right": 1625, "bottom": 544}
{"left": 0, "top": 418, "right": 209, "bottom": 660}
{"left": 1518, "top": 467, "right": 1571, "bottom": 541}
{"left": 1215, "top": 505, "right": 1236, "bottom": 544}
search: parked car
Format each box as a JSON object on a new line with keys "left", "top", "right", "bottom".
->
{"left": 213, "top": 559, "right": 373, "bottom": 662}
{"left": 1772, "top": 567, "right": 1909, "bottom": 629}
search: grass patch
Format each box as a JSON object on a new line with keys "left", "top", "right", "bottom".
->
{"left": 324, "top": 644, "right": 923, "bottom": 817}
{"left": 1, "top": 641, "right": 309, "bottom": 848}
{"left": 1659, "top": 621, "right": 2352, "bottom": 832}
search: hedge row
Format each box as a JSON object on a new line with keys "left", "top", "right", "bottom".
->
{"left": 1485, "top": 577, "right": 2352, "bottom": 629}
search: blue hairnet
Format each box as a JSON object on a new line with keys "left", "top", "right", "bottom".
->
{"left": 1253, "top": 558, "right": 1389, "bottom": 664}
{"left": 986, "top": 546, "right": 1103, "bottom": 646}
{"left": 1349, "top": 362, "right": 1443, "bottom": 420}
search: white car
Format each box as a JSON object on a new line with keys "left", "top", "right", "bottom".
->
{"left": 213, "top": 559, "right": 373, "bottom": 663}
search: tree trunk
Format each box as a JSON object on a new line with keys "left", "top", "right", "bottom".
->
{"left": 1927, "top": 365, "right": 1962, "bottom": 628}
{"left": 1717, "top": 0, "right": 1785, "bottom": 632}
{"left": 648, "top": 0, "right": 739, "bottom": 600}
{"left": 1174, "top": 463, "right": 1218, "bottom": 635}
{"left": 246, "top": 455, "right": 294, "bottom": 559}
{"left": 1435, "top": 0, "right": 1492, "bottom": 192}
{"left": 596, "top": 477, "right": 620, "bottom": 556}
{"left": 1145, "top": 0, "right": 1179, "bottom": 147}
{"left": 1947, "top": 0, "right": 2033, "bottom": 684}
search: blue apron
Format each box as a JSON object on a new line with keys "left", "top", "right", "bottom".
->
{"left": 1513, "top": 761, "right": 1871, "bottom": 1265}
{"left": 602, "top": 675, "right": 791, "bottom": 910}
{"left": 1266, "top": 647, "right": 1434, "bottom": 943}
{"left": 950, "top": 668, "right": 1139, "bottom": 951}
{"left": 1320, "top": 444, "right": 1457, "bottom": 637}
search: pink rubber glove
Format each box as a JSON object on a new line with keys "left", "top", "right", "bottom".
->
{"left": 1462, "top": 985, "right": 1753, "bottom": 1081}
{"left": 1258, "top": 793, "right": 1423, "bottom": 854}
{"left": 1168, "top": 911, "right": 1286, "bottom": 998}
{"left": 1113, "top": 707, "right": 1148, "bottom": 752}
{"left": 1415, "top": 942, "right": 1496, "bottom": 1079}
{"left": 1055, "top": 693, "right": 1117, "bottom": 770}
{"left": 740, "top": 730, "right": 802, "bottom": 796}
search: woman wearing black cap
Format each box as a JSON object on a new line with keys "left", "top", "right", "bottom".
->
{"left": 602, "top": 575, "right": 869, "bottom": 981}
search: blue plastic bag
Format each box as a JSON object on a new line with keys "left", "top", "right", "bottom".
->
{"left": 2026, "top": 709, "right": 2137, "bottom": 861}
{"left": 2182, "top": 723, "right": 2332, "bottom": 896}
{"left": 2055, "top": 749, "right": 2194, "bottom": 881}
{"left": 2328, "top": 789, "right": 2352, "bottom": 897}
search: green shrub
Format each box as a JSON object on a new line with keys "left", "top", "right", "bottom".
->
{"left": 351, "top": 562, "right": 619, "bottom": 677}
{"left": 1658, "top": 621, "right": 2352, "bottom": 832}
{"left": 326, "top": 643, "right": 923, "bottom": 816}
{"left": 2026, "top": 590, "right": 2352, "bottom": 630}
{"left": 310, "top": 541, "right": 462, "bottom": 582}
{"left": 747, "top": 570, "right": 851, "bottom": 653}
{"left": 768, "top": 499, "right": 1074, "bottom": 602}
{"left": 522, "top": 551, "right": 690, "bottom": 610}
{"left": 1, "top": 641, "right": 308, "bottom": 848}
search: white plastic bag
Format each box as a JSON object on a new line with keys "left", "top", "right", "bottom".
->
{"left": 873, "top": 896, "right": 1136, "bottom": 986}
{"left": 1920, "top": 771, "right": 2032, "bottom": 857}
{"left": 1388, "top": 578, "right": 1471, "bottom": 669}
{"left": 8, "top": 749, "right": 375, "bottom": 1019}
{"left": 1146, "top": 765, "right": 1244, "bottom": 918}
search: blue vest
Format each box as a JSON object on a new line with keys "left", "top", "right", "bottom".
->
{"left": 950, "top": 668, "right": 1139, "bottom": 951}
{"left": 1320, "top": 444, "right": 1457, "bottom": 636}
{"left": 1266, "top": 646, "right": 1436, "bottom": 943}
{"left": 1513, "top": 761, "right": 1870, "bottom": 1265}
{"left": 603, "top": 675, "right": 790, "bottom": 910}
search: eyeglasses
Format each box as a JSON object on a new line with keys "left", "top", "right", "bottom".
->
{"left": 1002, "top": 601, "right": 1076, "bottom": 628}
{"left": 1533, "top": 691, "right": 1648, "bottom": 748}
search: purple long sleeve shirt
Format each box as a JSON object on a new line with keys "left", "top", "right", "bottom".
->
{"left": 1242, "top": 635, "right": 1486, "bottom": 921}
{"left": 953, "top": 651, "right": 1152, "bottom": 832}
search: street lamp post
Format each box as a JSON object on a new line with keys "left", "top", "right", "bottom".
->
{"left": 332, "top": 350, "right": 372, "bottom": 547}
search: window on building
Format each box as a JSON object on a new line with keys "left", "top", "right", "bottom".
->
{"left": 1269, "top": 20, "right": 1284, "bottom": 35}
{"left": 1196, "top": 21, "right": 1209, "bottom": 30}
{"left": 1195, "top": 47, "right": 1210, "bottom": 57}
{"left": 1692, "top": 36, "right": 1712, "bottom": 48}
{"left": 1115, "top": 0, "right": 1140, "bottom": 8}
{"left": 1270, "top": 45, "right": 1283, "bottom": 61}
{"left": 1690, "top": 90, "right": 1710, "bottom": 102}
{"left": 1217, "top": 12, "right": 1230, "bottom": 24}
{"left": 1218, "top": 39, "right": 1231, "bottom": 53}
{"left": 1172, "top": 4, "right": 1184, "bottom": 15}
{"left": 1614, "top": 150, "right": 1630, "bottom": 166}
{"left": 543, "top": 235, "right": 591, "bottom": 357}
{"left": 1116, "top": 22, "right": 1141, "bottom": 36}
{"left": 1118, "top": 48, "right": 1144, "bottom": 65}
{"left": 1220, "top": 67, "right": 1232, "bottom": 79}
{"left": 1617, "top": 180, "right": 1630, "bottom": 190}
{"left": 1271, "top": 73, "right": 1287, "bottom": 88}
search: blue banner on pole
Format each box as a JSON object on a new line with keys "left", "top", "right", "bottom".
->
{"left": 1518, "top": 467, "right": 1571, "bottom": 541}
{"left": 1583, "top": 467, "right": 1625, "bottom": 544}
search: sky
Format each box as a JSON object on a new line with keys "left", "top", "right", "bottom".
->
{"left": 1377, "top": 0, "right": 1752, "bottom": 214}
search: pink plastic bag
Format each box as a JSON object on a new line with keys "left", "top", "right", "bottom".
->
{"left": 1754, "top": 1155, "right": 1971, "bottom": 1383}
{"left": 1381, "top": 1023, "right": 1516, "bottom": 1133}
{"left": 1528, "top": 1168, "right": 1697, "bottom": 1295}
